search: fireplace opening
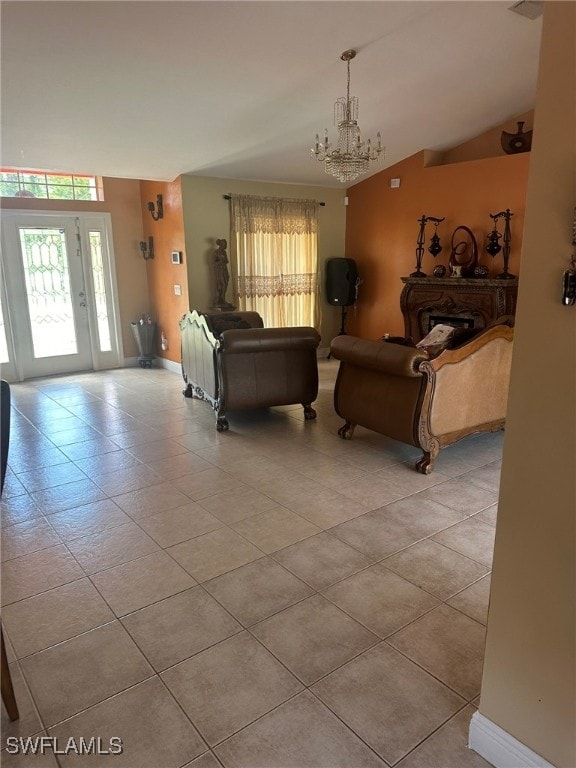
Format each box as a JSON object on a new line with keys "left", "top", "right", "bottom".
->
{"left": 428, "top": 314, "right": 476, "bottom": 331}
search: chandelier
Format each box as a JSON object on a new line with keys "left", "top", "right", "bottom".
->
{"left": 312, "top": 49, "right": 384, "bottom": 183}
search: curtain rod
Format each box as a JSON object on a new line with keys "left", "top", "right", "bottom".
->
{"left": 223, "top": 194, "right": 325, "bottom": 206}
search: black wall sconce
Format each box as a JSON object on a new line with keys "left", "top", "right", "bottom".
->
{"left": 147, "top": 194, "right": 163, "bottom": 221}
{"left": 140, "top": 236, "right": 155, "bottom": 260}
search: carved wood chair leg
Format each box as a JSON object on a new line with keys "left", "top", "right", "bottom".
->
{"left": 337, "top": 422, "right": 356, "bottom": 440}
{"left": 303, "top": 404, "right": 317, "bottom": 420}
{"left": 216, "top": 415, "right": 229, "bottom": 432}
{"left": 1, "top": 625, "right": 19, "bottom": 721}
{"left": 415, "top": 448, "right": 438, "bottom": 474}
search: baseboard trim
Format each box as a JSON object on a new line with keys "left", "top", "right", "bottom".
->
{"left": 157, "top": 357, "right": 181, "bottom": 374}
{"left": 122, "top": 356, "right": 181, "bottom": 374}
{"left": 469, "top": 712, "right": 555, "bottom": 768}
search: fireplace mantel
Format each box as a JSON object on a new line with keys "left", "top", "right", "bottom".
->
{"left": 400, "top": 276, "right": 518, "bottom": 342}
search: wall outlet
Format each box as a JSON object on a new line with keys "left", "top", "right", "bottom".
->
{"left": 173, "top": 284, "right": 181, "bottom": 296}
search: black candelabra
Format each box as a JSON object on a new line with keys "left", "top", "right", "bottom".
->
{"left": 487, "top": 209, "right": 514, "bottom": 279}
{"left": 411, "top": 215, "right": 445, "bottom": 277}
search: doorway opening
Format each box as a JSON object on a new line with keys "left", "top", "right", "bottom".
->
{"left": 0, "top": 212, "right": 122, "bottom": 381}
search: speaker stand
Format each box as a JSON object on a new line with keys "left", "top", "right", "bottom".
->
{"left": 338, "top": 305, "right": 348, "bottom": 336}
{"left": 328, "top": 306, "right": 349, "bottom": 360}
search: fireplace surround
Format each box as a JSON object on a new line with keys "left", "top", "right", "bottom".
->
{"left": 400, "top": 276, "right": 518, "bottom": 342}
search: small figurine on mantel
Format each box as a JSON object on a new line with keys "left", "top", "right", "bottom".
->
{"left": 212, "top": 238, "right": 235, "bottom": 311}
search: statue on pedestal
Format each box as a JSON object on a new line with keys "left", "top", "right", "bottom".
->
{"left": 212, "top": 238, "right": 235, "bottom": 310}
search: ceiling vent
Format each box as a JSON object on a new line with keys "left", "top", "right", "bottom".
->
{"left": 508, "top": 1, "right": 544, "bottom": 20}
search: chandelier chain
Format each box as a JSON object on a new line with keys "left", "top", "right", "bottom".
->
{"left": 346, "top": 58, "right": 350, "bottom": 111}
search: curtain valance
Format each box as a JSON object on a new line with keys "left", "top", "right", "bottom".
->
{"left": 230, "top": 194, "right": 318, "bottom": 235}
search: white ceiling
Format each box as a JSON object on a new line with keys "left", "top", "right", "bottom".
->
{"left": 1, "top": 1, "right": 543, "bottom": 188}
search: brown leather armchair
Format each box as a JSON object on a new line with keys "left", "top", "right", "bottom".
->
{"left": 330, "top": 322, "right": 514, "bottom": 473}
{"left": 180, "top": 310, "right": 320, "bottom": 431}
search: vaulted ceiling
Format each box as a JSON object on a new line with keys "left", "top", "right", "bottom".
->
{"left": 1, "top": 1, "right": 543, "bottom": 188}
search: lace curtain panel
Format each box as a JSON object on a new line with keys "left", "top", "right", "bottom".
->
{"left": 230, "top": 194, "right": 319, "bottom": 329}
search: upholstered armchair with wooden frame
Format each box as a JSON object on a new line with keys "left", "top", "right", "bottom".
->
{"left": 180, "top": 310, "right": 321, "bottom": 431}
{"left": 330, "top": 321, "right": 514, "bottom": 473}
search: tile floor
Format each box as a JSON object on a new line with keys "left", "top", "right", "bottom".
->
{"left": 0, "top": 360, "right": 500, "bottom": 767}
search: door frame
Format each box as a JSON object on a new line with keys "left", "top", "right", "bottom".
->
{"left": 0, "top": 210, "right": 123, "bottom": 381}
{"left": 0, "top": 258, "right": 18, "bottom": 382}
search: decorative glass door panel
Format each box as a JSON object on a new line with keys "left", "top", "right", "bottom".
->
{"left": 19, "top": 227, "right": 79, "bottom": 358}
{"left": 88, "top": 230, "right": 112, "bottom": 352}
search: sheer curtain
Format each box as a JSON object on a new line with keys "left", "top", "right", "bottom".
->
{"left": 230, "top": 194, "right": 319, "bottom": 328}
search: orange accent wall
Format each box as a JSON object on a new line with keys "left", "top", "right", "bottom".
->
{"left": 345, "top": 150, "right": 530, "bottom": 339}
{"left": 140, "top": 178, "right": 188, "bottom": 363}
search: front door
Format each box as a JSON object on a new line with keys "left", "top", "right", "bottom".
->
{"left": 1, "top": 212, "right": 121, "bottom": 380}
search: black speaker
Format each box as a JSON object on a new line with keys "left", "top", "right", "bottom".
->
{"left": 326, "top": 258, "right": 359, "bottom": 307}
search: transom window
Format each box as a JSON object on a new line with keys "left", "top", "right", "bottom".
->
{"left": 0, "top": 169, "right": 102, "bottom": 201}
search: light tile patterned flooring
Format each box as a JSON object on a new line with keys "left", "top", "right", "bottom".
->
{"left": 0, "top": 360, "right": 500, "bottom": 767}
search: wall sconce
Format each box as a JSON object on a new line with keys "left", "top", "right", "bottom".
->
{"left": 147, "top": 194, "right": 163, "bottom": 221}
{"left": 140, "top": 236, "right": 155, "bottom": 260}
